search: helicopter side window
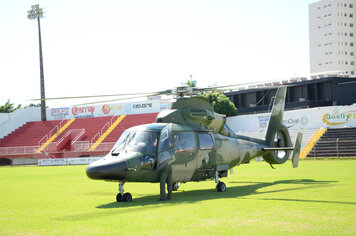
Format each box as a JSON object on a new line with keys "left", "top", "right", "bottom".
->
{"left": 198, "top": 133, "right": 214, "bottom": 150}
{"left": 174, "top": 132, "right": 195, "bottom": 154}
{"left": 158, "top": 128, "right": 171, "bottom": 153}
{"left": 157, "top": 126, "right": 173, "bottom": 167}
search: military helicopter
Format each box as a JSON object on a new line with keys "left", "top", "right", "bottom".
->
{"left": 82, "top": 85, "right": 302, "bottom": 202}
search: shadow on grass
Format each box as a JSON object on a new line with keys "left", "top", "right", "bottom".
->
{"left": 54, "top": 179, "right": 354, "bottom": 221}
{"left": 97, "top": 178, "right": 349, "bottom": 208}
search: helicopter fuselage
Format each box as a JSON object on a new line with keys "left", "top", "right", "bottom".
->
{"left": 86, "top": 122, "right": 267, "bottom": 183}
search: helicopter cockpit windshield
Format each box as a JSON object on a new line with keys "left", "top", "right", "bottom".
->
{"left": 111, "top": 130, "right": 158, "bottom": 156}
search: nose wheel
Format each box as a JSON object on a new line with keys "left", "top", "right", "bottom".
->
{"left": 116, "top": 182, "right": 132, "bottom": 202}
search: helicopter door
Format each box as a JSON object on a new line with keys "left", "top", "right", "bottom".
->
{"left": 157, "top": 125, "right": 173, "bottom": 169}
{"left": 195, "top": 132, "right": 215, "bottom": 181}
{"left": 172, "top": 131, "right": 196, "bottom": 182}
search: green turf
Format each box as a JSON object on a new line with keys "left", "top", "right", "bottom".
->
{"left": 1, "top": 159, "right": 356, "bottom": 235}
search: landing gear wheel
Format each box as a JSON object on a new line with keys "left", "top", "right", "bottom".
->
{"left": 216, "top": 182, "right": 226, "bottom": 192}
{"left": 116, "top": 193, "right": 123, "bottom": 202}
{"left": 172, "top": 182, "right": 181, "bottom": 191}
{"left": 123, "top": 193, "right": 132, "bottom": 202}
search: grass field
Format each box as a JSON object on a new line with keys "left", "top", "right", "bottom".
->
{"left": 1, "top": 159, "right": 356, "bottom": 235}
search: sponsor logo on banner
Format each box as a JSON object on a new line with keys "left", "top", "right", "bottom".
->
{"left": 133, "top": 103, "right": 152, "bottom": 109}
{"left": 258, "top": 115, "right": 308, "bottom": 129}
{"left": 51, "top": 107, "right": 69, "bottom": 116}
{"left": 102, "top": 104, "right": 111, "bottom": 115}
{"left": 322, "top": 108, "right": 356, "bottom": 126}
{"left": 160, "top": 101, "right": 170, "bottom": 110}
{"left": 125, "top": 103, "right": 132, "bottom": 113}
{"left": 72, "top": 106, "right": 95, "bottom": 118}
{"left": 102, "top": 104, "right": 124, "bottom": 115}
{"left": 124, "top": 102, "right": 153, "bottom": 113}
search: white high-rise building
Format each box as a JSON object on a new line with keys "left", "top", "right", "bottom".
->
{"left": 309, "top": 0, "right": 356, "bottom": 77}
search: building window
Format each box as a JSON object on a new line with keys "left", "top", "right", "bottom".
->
{"left": 350, "top": 4, "right": 354, "bottom": 8}
{"left": 351, "top": 61, "right": 355, "bottom": 65}
{"left": 351, "top": 23, "right": 354, "bottom": 27}
{"left": 351, "top": 33, "right": 354, "bottom": 37}
{"left": 351, "top": 42, "right": 354, "bottom": 46}
{"left": 351, "top": 71, "right": 355, "bottom": 75}
{"left": 351, "top": 14, "right": 354, "bottom": 18}
{"left": 351, "top": 52, "right": 354, "bottom": 56}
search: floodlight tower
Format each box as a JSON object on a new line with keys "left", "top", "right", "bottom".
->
{"left": 27, "top": 4, "right": 46, "bottom": 121}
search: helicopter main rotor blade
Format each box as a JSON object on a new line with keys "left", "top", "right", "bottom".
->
{"left": 193, "top": 80, "right": 282, "bottom": 92}
{"left": 29, "top": 91, "right": 160, "bottom": 101}
{"left": 74, "top": 93, "right": 165, "bottom": 106}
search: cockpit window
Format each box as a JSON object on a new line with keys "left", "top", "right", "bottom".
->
{"left": 126, "top": 131, "right": 158, "bottom": 154}
{"left": 111, "top": 130, "right": 158, "bottom": 155}
{"left": 111, "top": 130, "right": 131, "bottom": 155}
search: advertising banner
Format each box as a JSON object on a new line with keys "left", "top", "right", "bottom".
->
{"left": 227, "top": 104, "right": 356, "bottom": 132}
{"left": 47, "top": 99, "right": 172, "bottom": 120}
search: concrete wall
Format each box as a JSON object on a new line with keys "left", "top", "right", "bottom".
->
{"left": 0, "top": 107, "right": 41, "bottom": 139}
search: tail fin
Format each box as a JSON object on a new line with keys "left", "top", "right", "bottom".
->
{"left": 292, "top": 132, "right": 303, "bottom": 168}
{"left": 262, "top": 87, "right": 293, "bottom": 165}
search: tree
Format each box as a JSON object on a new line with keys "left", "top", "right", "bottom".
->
{"left": 24, "top": 103, "right": 42, "bottom": 108}
{"left": 0, "top": 100, "right": 21, "bottom": 113}
{"left": 201, "top": 91, "right": 238, "bottom": 117}
{"left": 185, "top": 79, "right": 197, "bottom": 88}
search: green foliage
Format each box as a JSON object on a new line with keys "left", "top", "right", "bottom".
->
{"left": 0, "top": 100, "right": 21, "bottom": 113}
{"left": 201, "top": 91, "right": 237, "bottom": 116}
{"left": 1, "top": 160, "right": 356, "bottom": 235}
{"left": 184, "top": 79, "right": 197, "bottom": 87}
{"left": 24, "top": 103, "right": 42, "bottom": 108}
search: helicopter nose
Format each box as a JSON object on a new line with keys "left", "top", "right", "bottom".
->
{"left": 86, "top": 159, "right": 127, "bottom": 180}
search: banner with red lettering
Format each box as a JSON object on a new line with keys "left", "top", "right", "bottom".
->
{"left": 47, "top": 99, "right": 172, "bottom": 120}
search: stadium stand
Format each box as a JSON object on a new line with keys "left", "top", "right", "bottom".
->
{"left": 307, "top": 127, "right": 356, "bottom": 158}
{"left": 0, "top": 113, "right": 158, "bottom": 161}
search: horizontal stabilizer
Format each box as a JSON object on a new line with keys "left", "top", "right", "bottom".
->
{"left": 292, "top": 132, "right": 303, "bottom": 168}
{"left": 262, "top": 147, "right": 294, "bottom": 151}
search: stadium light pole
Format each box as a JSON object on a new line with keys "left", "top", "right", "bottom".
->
{"left": 27, "top": 4, "right": 46, "bottom": 121}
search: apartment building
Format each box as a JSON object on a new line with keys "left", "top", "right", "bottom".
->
{"left": 309, "top": 0, "right": 356, "bottom": 77}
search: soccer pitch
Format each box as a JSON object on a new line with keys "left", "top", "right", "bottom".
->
{"left": 1, "top": 159, "right": 356, "bottom": 235}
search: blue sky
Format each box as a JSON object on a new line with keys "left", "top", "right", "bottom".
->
{"left": 0, "top": 0, "right": 316, "bottom": 107}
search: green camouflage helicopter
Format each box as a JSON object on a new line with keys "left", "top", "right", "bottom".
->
{"left": 85, "top": 85, "right": 303, "bottom": 202}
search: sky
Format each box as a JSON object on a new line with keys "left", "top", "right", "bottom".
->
{"left": 0, "top": 0, "right": 317, "bottom": 108}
